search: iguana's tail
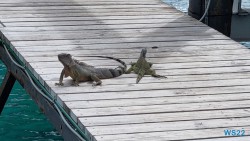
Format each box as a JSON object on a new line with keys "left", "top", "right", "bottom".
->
{"left": 84, "top": 55, "right": 127, "bottom": 73}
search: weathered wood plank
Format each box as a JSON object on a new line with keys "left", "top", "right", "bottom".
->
{"left": 65, "top": 93, "right": 250, "bottom": 109}
{"left": 19, "top": 48, "right": 249, "bottom": 60}
{"left": 79, "top": 109, "right": 250, "bottom": 126}
{"left": 0, "top": 11, "right": 177, "bottom": 18}
{"left": 94, "top": 128, "right": 250, "bottom": 141}
{"left": 30, "top": 59, "right": 250, "bottom": 71}
{"left": 10, "top": 37, "right": 230, "bottom": 47}
{"left": 49, "top": 78, "right": 250, "bottom": 94}
{"left": 57, "top": 85, "right": 250, "bottom": 100}
{"left": 0, "top": 8, "right": 175, "bottom": 15}
{"left": 86, "top": 117, "right": 250, "bottom": 135}
{"left": 7, "top": 35, "right": 225, "bottom": 43}
{"left": 4, "top": 31, "right": 221, "bottom": 40}
{"left": 71, "top": 100, "right": 250, "bottom": 118}
{"left": 0, "top": 14, "right": 185, "bottom": 22}
{"left": 0, "top": 5, "right": 171, "bottom": 11}
{"left": 0, "top": 0, "right": 158, "bottom": 2}
{"left": 1, "top": 27, "right": 217, "bottom": 35}
{"left": 2, "top": 19, "right": 202, "bottom": 29}
{"left": 189, "top": 136, "right": 250, "bottom": 141}
{"left": 13, "top": 41, "right": 240, "bottom": 52}
{"left": 0, "top": 28, "right": 219, "bottom": 38}
{"left": 37, "top": 65, "right": 250, "bottom": 77}
{"left": 1, "top": 24, "right": 207, "bottom": 35}
{"left": 46, "top": 73, "right": 250, "bottom": 96}
{"left": 0, "top": 1, "right": 163, "bottom": 6}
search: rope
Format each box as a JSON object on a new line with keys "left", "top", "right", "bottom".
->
{"left": 199, "top": 0, "right": 211, "bottom": 22}
{"left": 0, "top": 39, "right": 89, "bottom": 141}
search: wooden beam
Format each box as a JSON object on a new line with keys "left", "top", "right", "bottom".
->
{"left": 0, "top": 71, "right": 16, "bottom": 114}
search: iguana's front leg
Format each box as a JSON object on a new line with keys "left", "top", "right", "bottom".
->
{"left": 55, "top": 68, "right": 65, "bottom": 86}
{"left": 91, "top": 74, "right": 102, "bottom": 86}
{"left": 125, "top": 62, "right": 136, "bottom": 74}
{"left": 71, "top": 80, "right": 79, "bottom": 86}
{"left": 148, "top": 62, "right": 153, "bottom": 67}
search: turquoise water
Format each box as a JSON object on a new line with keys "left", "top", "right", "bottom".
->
{"left": 0, "top": 61, "right": 63, "bottom": 141}
{"left": 0, "top": 1, "right": 250, "bottom": 140}
{"left": 163, "top": 0, "right": 189, "bottom": 12}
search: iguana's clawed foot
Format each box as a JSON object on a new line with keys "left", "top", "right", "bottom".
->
{"left": 71, "top": 81, "right": 79, "bottom": 86}
{"left": 159, "top": 75, "right": 167, "bottom": 78}
{"left": 72, "top": 84, "right": 79, "bottom": 86}
{"left": 92, "top": 81, "right": 102, "bottom": 87}
{"left": 92, "top": 84, "right": 97, "bottom": 87}
{"left": 153, "top": 75, "right": 167, "bottom": 78}
{"left": 55, "top": 82, "right": 64, "bottom": 86}
{"left": 152, "top": 74, "right": 168, "bottom": 78}
{"left": 92, "top": 83, "right": 102, "bottom": 87}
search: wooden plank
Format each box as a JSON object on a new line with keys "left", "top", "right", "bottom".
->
{"left": 71, "top": 100, "right": 250, "bottom": 117}
{"left": 37, "top": 65, "right": 250, "bottom": 76}
{"left": 3, "top": 31, "right": 221, "bottom": 40}
{"left": 0, "top": 2, "right": 163, "bottom": 6}
{"left": 1, "top": 23, "right": 207, "bottom": 33}
{"left": 189, "top": 136, "right": 250, "bottom": 141}
{"left": 65, "top": 93, "right": 250, "bottom": 109}
{"left": 0, "top": 14, "right": 185, "bottom": 22}
{"left": 30, "top": 59, "right": 250, "bottom": 71}
{"left": 0, "top": 26, "right": 215, "bottom": 35}
{"left": 0, "top": 11, "right": 177, "bottom": 18}
{"left": 7, "top": 34, "right": 225, "bottom": 42}
{"left": 2, "top": 18, "right": 200, "bottom": 27}
{"left": 79, "top": 109, "right": 250, "bottom": 127}
{"left": 1, "top": 26, "right": 217, "bottom": 34}
{"left": 94, "top": 128, "right": 250, "bottom": 141}
{"left": 0, "top": 5, "right": 171, "bottom": 11}
{"left": 10, "top": 38, "right": 230, "bottom": 47}
{"left": 13, "top": 41, "right": 240, "bottom": 52}
{"left": 46, "top": 73, "right": 250, "bottom": 96}
{"left": 0, "top": 8, "right": 175, "bottom": 15}
{"left": 57, "top": 85, "right": 250, "bottom": 100}
{"left": 18, "top": 48, "right": 249, "bottom": 59}
{"left": 49, "top": 78, "right": 250, "bottom": 93}
{"left": 0, "top": 28, "right": 219, "bottom": 37}
{"left": 86, "top": 117, "right": 250, "bottom": 135}
{"left": 0, "top": 0, "right": 156, "bottom": 2}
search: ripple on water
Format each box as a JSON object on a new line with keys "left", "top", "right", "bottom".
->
{"left": 241, "top": 42, "right": 250, "bottom": 48}
{"left": 162, "top": 0, "right": 189, "bottom": 12}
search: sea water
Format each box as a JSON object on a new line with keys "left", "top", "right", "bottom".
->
{"left": 0, "top": 0, "right": 250, "bottom": 140}
{"left": 0, "top": 62, "right": 63, "bottom": 141}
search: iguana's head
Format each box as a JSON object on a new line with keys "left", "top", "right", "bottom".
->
{"left": 58, "top": 53, "right": 74, "bottom": 67}
{"left": 140, "top": 48, "right": 147, "bottom": 58}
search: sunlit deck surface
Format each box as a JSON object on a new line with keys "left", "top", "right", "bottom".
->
{"left": 1, "top": 0, "right": 250, "bottom": 140}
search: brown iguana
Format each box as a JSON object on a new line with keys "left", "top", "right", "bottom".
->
{"left": 55, "top": 53, "right": 126, "bottom": 86}
{"left": 126, "top": 48, "right": 166, "bottom": 83}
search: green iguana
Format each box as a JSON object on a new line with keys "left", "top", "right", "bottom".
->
{"left": 55, "top": 53, "right": 126, "bottom": 86}
{"left": 126, "top": 48, "right": 166, "bottom": 83}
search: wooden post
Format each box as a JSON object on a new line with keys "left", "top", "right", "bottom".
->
{"left": 0, "top": 71, "right": 16, "bottom": 114}
{"left": 188, "top": 0, "right": 234, "bottom": 36}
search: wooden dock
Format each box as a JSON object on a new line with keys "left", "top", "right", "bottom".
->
{"left": 1, "top": 0, "right": 250, "bottom": 140}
